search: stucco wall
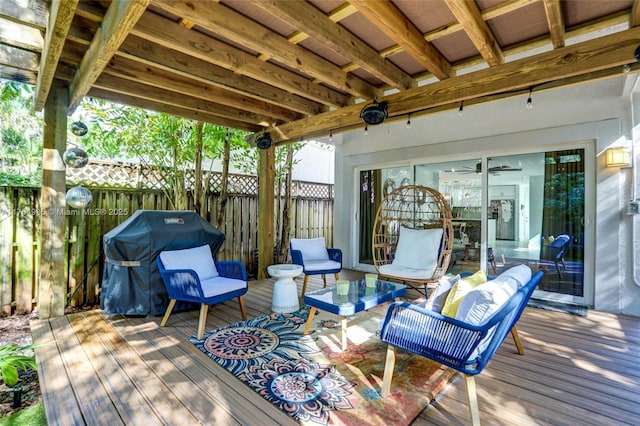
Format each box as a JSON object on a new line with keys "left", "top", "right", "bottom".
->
{"left": 332, "top": 76, "right": 640, "bottom": 316}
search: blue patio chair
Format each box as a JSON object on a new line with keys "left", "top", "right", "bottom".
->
{"left": 379, "top": 270, "right": 543, "bottom": 426}
{"left": 290, "top": 237, "right": 342, "bottom": 295}
{"left": 540, "top": 234, "right": 572, "bottom": 278}
{"left": 157, "top": 244, "right": 248, "bottom": 339}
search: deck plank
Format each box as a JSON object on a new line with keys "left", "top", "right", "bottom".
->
{"left": 30, "top": 318, "right": 85, "bottom": 426}
{"left": 66, "top": 313, "right": 163, "bottom": 425}
{"left": 31, "top": 270, "right": 640, "bottom": 426}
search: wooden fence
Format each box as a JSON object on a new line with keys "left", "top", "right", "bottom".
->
{"left": 0, "top": 174, "right": 334, "bottom": 316}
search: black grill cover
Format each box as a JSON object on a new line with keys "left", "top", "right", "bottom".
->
{"left": 100, "top": 210, "right": 225, "bottom": 315}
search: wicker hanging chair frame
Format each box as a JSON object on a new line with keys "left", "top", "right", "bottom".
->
{"left": 372, "top": 185, "right": 453, "bottom": 295}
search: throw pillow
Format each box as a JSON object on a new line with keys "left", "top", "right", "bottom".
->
{"left": 392, "top": 226, "right": 443, "bottom": 272}
{"left": 441, "top": 270, "right": 488, "bottom": 318}
{"left": 159, "top": 244, "right": 218, "bottom": 280}
{"left": 290, "top": 237, "right": 330, "bottom": 261}
{"left": 421, "top": 275, "right": 460, "bottom": 313}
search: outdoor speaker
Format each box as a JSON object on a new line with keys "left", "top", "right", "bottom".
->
{"left": 256, "top": 132, "right": 273, "bottom": 149}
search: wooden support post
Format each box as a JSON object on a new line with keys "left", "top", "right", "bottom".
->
{"left": 257, "top": 146, "right": 275, "bottom": 279}
{"left": 38, "top": 80, "right": 68, "bottom": 319}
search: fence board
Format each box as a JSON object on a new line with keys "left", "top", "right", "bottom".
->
{"left": 0, "top": 175, "right": 333, "bottom": 315}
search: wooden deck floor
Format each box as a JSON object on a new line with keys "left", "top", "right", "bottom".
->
{"left": 31, "top": 270, "right": 640, "bottom": 425}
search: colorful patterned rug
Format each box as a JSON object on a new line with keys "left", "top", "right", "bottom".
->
{"left": 190, "top": 304, "right": 456, "bottom": 425}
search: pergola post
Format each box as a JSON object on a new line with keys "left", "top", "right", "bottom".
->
{"left": 38, "top": 80, "right": 68, "bottom": 318}
{"left": 257, "top": 146, "right": 275, "bottom": 279}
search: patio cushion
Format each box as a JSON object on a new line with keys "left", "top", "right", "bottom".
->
{"left": 290, "top": 237, "right": 330, "bottom": 261}
{"left": 378, "top": 263, "right": 432, "bottom": 280}
{"left": 159, "top": 244, "right": 219, "bottom": 280}
{"left": 441, "top": 270, "right": 487, "bottom": 318}
{"left": 200, "top": 276, "right": 246, "bottom": 298}
{"left": 392, "top": 226, "right": 443, "bottom": 272}
{"left": 421, "top": 274, "right": 460, "bottom": 313}
{"left": 302, "top": 259, "right": 341, "bottom": 272}
{"left": 453, "top": 264, "right": 531, "bottom": 324}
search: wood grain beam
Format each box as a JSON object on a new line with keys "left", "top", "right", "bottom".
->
{"left": 348, "top": 0, "right": 453, "bottom": 80}
{"left": 131, "top": 12, "right": 344, "bottom": 109}
{"left": 0, "top": 64, "right": 36, "bottom": 84}
{"left": 249, "top": 0, "right": 415, "bottom": 91}
{"left": 443, "top": 0, "right": 504, "bottom": 66}
{"left": 93, "top": 73, "right": 272, "bottom": 128}
{"left": 543, "top": 0, "right": 565, "bottom": 48}
{"left": 631, "top": 0, "right": 640, "bottom": 27}
{"left": 104, "top": 55, "right": 295, "bottom": 124}
{"left": 68, "top": 0, "right": 149, "bottom": 112}
{"left": 39, "top": 80, "right": 68, "bottom": 319}
{"left": 34, "top": 0, "right": 77, "bottom": 111}
{"left": 261, "top": 26, "right": 640, "bottom": 144}
{"left": 151, "top": 0, "right": 380, "bottom": 99}
{"left": 0, "top": 0, "right": 48, "bottom": 30}
{"left": 88, "top": 87, "right": 262, "bottom": 133}
{"left": 0, "top": 44, "right": 38, "bottom": 71}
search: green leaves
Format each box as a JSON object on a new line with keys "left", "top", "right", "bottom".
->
{"left": 0, "top": 343, "right": 37, "bottom": 387}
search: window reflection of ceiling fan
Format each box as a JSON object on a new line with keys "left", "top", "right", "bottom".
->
{"left": 445, "top": 163, "right": 522, "bottom": 174}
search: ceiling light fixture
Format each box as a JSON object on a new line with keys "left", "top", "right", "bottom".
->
{"left": 256, "top": 132, "right": 273, "bottom": 149}
{"left": 329, "top": 130, "right": 333, "bottom": 142}
{"left": 526, "top": 88, "right": 533, "bottom": 109}
{"left": 458, "top": 101, "right": 464, "bottom": 116}
{"left": 360, "top": 98, "right": 388, "bottom": 125}
{"left": 406, "top": 114, "right": 411, "bottom": 129}
{"left": 364, "top": 124, "right": 368, "bottom": 136}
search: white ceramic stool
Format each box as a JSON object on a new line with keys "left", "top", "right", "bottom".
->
{"left": 268, "top": 264, "right": 303, "bottom": 313}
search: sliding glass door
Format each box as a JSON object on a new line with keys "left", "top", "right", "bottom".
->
{"left": 488, "top": 150, "right": 587, "bottom": 302}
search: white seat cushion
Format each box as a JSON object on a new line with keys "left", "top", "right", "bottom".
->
{"left": 392, "top": 227, "right": 442, "bottom": 272}
{"left": 378, "top": 263, "right": 432, "bottom": 280}
{"left": 302, "top": 259, "right": 341, "bottom": 272}
{"left": 290, "top": 237, "right": 330, "bottom": 261}
{"left": 200, "top": 276, "right": 246, "bottom": 298}
{"left": 159, "top": 244, "right": 218, "bottom": 280}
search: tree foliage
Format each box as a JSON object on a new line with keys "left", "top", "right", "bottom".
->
{"left": 0, "top": 80, "right": 42, "bottom": 186}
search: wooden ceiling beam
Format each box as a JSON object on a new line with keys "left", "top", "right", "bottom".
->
{"left": 631, "top": 0, "right": 640, "bottom": 27}
{"left": 151, "top": 0, "right": 380, "bottom": 100}
{"left": 443, "top": 0, "right": 504, "bottom": 66}
{"left": 88, "top": 87, "right": 261, "bottom": 132}
{"left": 0, "top": 64, "right": 36, "bottom": 85}
{"left": 93, "top": 74, "right": 269, "bottom": 128}
{"left": 104, "top": 55, "right": 295, "bottom": 125}
{"left": 34, "top": 0, "right": 77, "bottom": 111}
{"left": 131, "top": 11, "right": 345, "bottom": 109}
{"left": 117, "top": 38, "right": 310, "bottom": 119}
{"left": 67, "top": 0, "right": 149, "bottom": 112}
{"left": 261, "top": 26, "right": 640, "bottom": 144}
{"left": 348, "top": 0, "right": 453, "bottom": 80}
{"left": 249, "top": 0, "right": 415, "bottom": 91}
{"left": 0, "top": 0, "right": 48, "bottom": 30}
{"left": 543, "top": 0, "right": 565, "bottom": 49}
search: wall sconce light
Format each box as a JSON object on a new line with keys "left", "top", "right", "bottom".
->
{"left": 605, "top": 147, "right": 631, "bottom": 167}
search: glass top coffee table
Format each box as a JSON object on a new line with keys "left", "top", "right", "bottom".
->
{"left": 303, "top": 279, "right": 406, "bottom": 351}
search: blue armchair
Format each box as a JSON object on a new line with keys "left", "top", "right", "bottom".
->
{"left": 379, "top": 268, "right": 543, "bottom": 425}
{"left": 290, "top": 237, "right": 342, "bottom": 295}
{"left": 157, "top": 244, "right": 248, "bottom": 339}
{"left": 540, "top": 234, "right": 572, "bottom": 278}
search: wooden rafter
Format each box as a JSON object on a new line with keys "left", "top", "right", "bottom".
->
{"left": 151, "top": 0, "right": 381, "bottom": 99}
{"left": 88, "top": 87, "right": 262, "bottom": 133}
{"left": 260, "top": 26, "right": 640, "bottom": 144}
{"left": 249, "top": 0, "right": 415, "bottom": 91}
{"left": 68, "top": 0, "right": 149, "bottom": 112}
{"left": 443, "top": 0, "right": 504, "bottom": 66}
{"left": 543, "top": 0, "right": 565, "bottom": 49}
{"left": 348, "top": 0, "right": 453, "bottom": 80}
{"left": 104, "top": 55, "right": 298, "bottom": 124}
{"left": 631, "top": 0, "right": 640, "bottom": 27}
{"left": 94, "top": 73, "right": 273, "bottom": 128}
{"left": 130, "top": 12, "right": 344, "bottom": 109}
